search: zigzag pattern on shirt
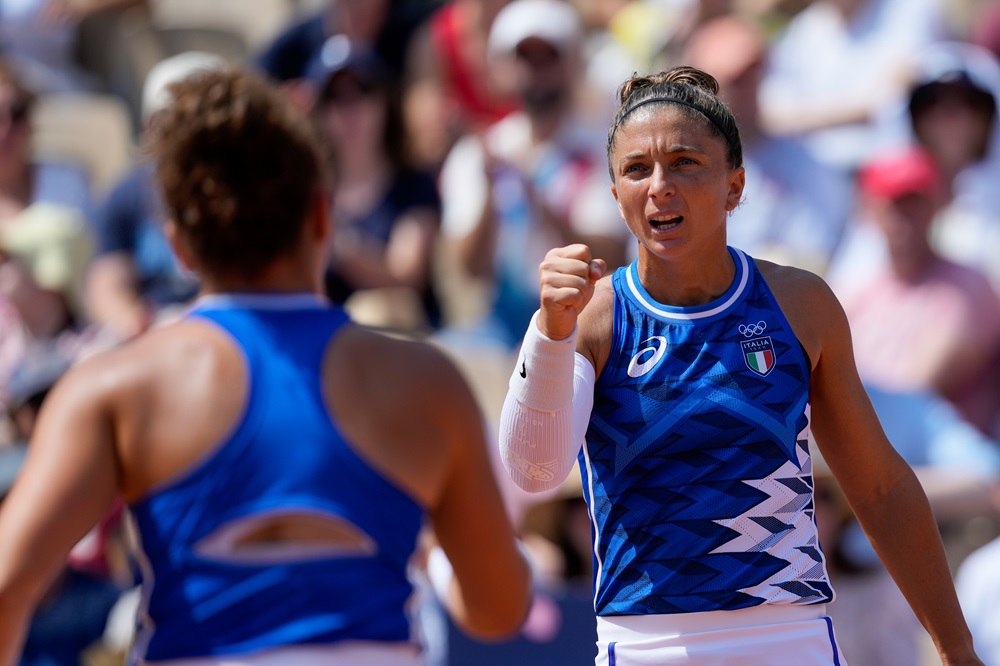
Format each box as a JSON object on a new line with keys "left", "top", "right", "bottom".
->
{"left": 583, "top": 253, "right": 833, "bottom": 616}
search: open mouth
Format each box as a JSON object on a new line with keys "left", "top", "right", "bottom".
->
{"left": 650, "top": 215, "right": 682, "bottom": 230}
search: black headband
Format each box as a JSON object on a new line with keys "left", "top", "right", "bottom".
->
{"left": 610, "top": 96, "right": 730, "bottom": 146}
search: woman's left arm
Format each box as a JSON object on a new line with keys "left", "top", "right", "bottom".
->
{"left": 797, "top": 273, "right": 982, "bottom": 665}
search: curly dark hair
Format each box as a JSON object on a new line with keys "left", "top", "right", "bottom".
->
{"left": 150, "top": 67, "right": 330, "bottom": 280}
{"left": 606, "top": 66, "right": 743, "bottom": 179}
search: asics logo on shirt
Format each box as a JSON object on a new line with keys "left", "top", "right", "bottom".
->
{"left": 627, "top": 336, "right": 668, "bottom": 378}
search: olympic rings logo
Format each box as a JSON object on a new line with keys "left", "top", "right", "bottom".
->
{"left": 739, "top": 321, "right": 766, "bottom": 337}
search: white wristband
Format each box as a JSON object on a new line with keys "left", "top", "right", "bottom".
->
{"left": 509, "top": 310, "right": 577, "bottom": 413}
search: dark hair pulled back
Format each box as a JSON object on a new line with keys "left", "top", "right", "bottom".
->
{"left": 606, "top": 66, "right": 742, "bottom": 179}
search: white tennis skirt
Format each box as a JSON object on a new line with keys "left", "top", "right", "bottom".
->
{"left": 596, "top": 604, "right": 847, "bottom": 665}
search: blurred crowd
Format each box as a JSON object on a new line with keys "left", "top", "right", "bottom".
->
{"left": 2, "top": 0, "right": 1000, "bottom": 664}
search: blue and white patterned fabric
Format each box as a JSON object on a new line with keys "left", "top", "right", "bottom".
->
{"left": 583, "top": 247, "right": 834, "bottom": 616}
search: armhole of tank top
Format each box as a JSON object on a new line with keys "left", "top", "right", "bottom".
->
{"left": 312, "top": 317, "right": 421, "bottom": 506}
{"left": 750, "top": 260, "right": 814, "bottom": 381}
{"left": 316, "top": 312, "right": 351, "bottom": 417}
{"left": 797, "top": 341, "right": 813, "bottom": 380}
{"left": 131, "top": 315, "right": 256, "bottom": 502}
{"left": 595, "top": 269, "right": 628, "bottom": 388}
{"left": 316, "top": 311, "right": 368, "bottom": 448}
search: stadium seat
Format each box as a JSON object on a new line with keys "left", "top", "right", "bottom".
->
{"left": 30, "top": 93, "right": 135, "bottom": 197}
{"left": 148, "top": 0, "right": 295, "bottom": 53}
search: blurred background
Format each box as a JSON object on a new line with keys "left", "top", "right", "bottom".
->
{"left": 2, "top": 0, "right": 1000, "bottom": 664}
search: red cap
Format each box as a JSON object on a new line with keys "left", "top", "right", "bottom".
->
{"left": 858, "top": 147, "right": 941, "bottom": 200}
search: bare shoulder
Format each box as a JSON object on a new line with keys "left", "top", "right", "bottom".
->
{"left": 36, "top": 320, "right": 248, "bottom": 501}
{"left": 578, "top": 273, "right": 616, "bottom": 373}
{"left": 328, "top": 324, "right": 471, "bottom": 399}
{"left": 324, "top": 324, "right": 484, "bottom": 507}
{"left": 756, "top": 260, "right": 835, "bottom": 305}
{"left": 51, "top": 322, "right": 219, "bottom": 403}
{"left": 756, "top": 260, "right": 847, "bottom": 369}
{"left": 97, "top": 319, "right": 245, "bottom": 397}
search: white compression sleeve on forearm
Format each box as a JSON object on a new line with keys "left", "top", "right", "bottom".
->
{"left": 499, "top": 312, "right": 596, "bottom": 493}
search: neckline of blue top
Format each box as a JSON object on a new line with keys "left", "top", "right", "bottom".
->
{"left": 189, "top": 292, "right": 331, "bottom": 311}
{"left": 624, "top": 246, "right": 750, "bottom": 322}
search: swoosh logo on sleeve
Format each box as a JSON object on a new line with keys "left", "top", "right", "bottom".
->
{"left": 519, "top": 359, "right": 527, "bottom": 378}
{"left": 627, "top": 336, "right": 668, "bottom": 378}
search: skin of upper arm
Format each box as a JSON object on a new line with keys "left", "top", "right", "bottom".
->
{"left": 326, "top": 328, "right": 529, "bottom": 634}
{"left": 424, "top": 346, "right": 517, "bottom": 552}
{"left": 418, "top": 347, "right": 531, "bottom": 636}
{"left": 577, "top": 276, "right": 616, "bottom": 376}
{"left": 0, "top": 360, "right": 121, "bottom": 605}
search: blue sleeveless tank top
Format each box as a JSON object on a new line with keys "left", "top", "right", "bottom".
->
{"left": 128, "top": 294, "right": 423, "bottom": 661}
{"left": 582, "top": 248, "right": 834, "bottom": 616}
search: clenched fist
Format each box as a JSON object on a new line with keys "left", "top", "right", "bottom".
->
{"left": 538, "top": 244, "right": 606, "bottom": 341}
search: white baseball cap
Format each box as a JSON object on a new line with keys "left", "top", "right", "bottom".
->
{"left": 487, "top": 0, "right": 582, "bottom": 57}
{"left": 142, "top": 51, "right": 227, "bottom": 121}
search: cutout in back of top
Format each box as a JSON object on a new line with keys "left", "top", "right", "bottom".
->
{"left": 193, "top": 508, "right": 378, "bottom": 565}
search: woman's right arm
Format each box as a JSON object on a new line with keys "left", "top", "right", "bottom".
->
{"left": 497, "top": 244, "right": 607, "bottom": 493}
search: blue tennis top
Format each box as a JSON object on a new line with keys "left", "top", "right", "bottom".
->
{"left": 127, "top": 294, "right": 424, "bottom": 662}
{"left": 582, "top": 248, "right": 834, "bottom": 616}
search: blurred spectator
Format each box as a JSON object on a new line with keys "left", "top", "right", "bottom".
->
{"left": 900, "top": 42, "right": 1000, "bottom": 294}
{"left": 438, "top": 0, "right": 627, "bottom": 348}
{"left": 578, "top": 0, "right": 694, "bottom": 127}
{"left": 85, "top": 51, "right": 224, "bottom": 343}
{"left": 830, "top": 43, "right": 1000, "bottom": 291}
{"left": 651, "top": 0, "right": 738, "bottom": 65}
{"left": 0, "top": 58, "right": 93, "bottom": 413}
{"left": 836, "top": 147, "right": 1000, "bottom": 438}
{"left": 813, "top": 465, "right": 926, "bottom": 666}
{"left": 865, "top": 383, "right": 1000, "bottom": 526}
{"left": 4, "top": 342, "right": 71, "bottom": 446}
{"left": 402, "top": 0, "right": 519, "bottom": 172}
{"left": 255, "top": 0, "right": 435, "bottom": 87}
{"left": 683, "top": 13, "right": 852, "bottom": 275}
{"left": 812, "top": 379, "right": 999, "bottom": 664}
{"left": 759, "top": 0, "right": 946, "bottom": 172}
{"left": 970, "top": 1, "right": 1000, "bottom": 63}
{"left": 738, "top": 0, "right": 812, "bottom": 25}
{"left": 0, "top": 58, "right": 94, "bottom": 220}
{"left": 308, "top": 35, "right": 444, "bottom": 332}
{"left": 955, "top": 507, "right": 1000, "bottom": 666}
{"left": 778, "top": 377, "right": 1000, "bottom": 664}
{"left": 0, "top": 0, "right": 146, "bottom": 94}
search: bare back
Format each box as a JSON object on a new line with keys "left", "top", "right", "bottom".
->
{"left": 0, "top": 304, "right": 528, "bottom": 650}
{"left": 109, "top": 319, "right": 464, "bottom": 511}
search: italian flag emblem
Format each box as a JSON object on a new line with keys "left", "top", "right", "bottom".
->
{"left": 741, "top": 337, "right": 776, "bottom": 376}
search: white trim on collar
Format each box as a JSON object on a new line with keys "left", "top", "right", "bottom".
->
{"left": 625, "top": 248, "right": 750, "bottom": 321}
